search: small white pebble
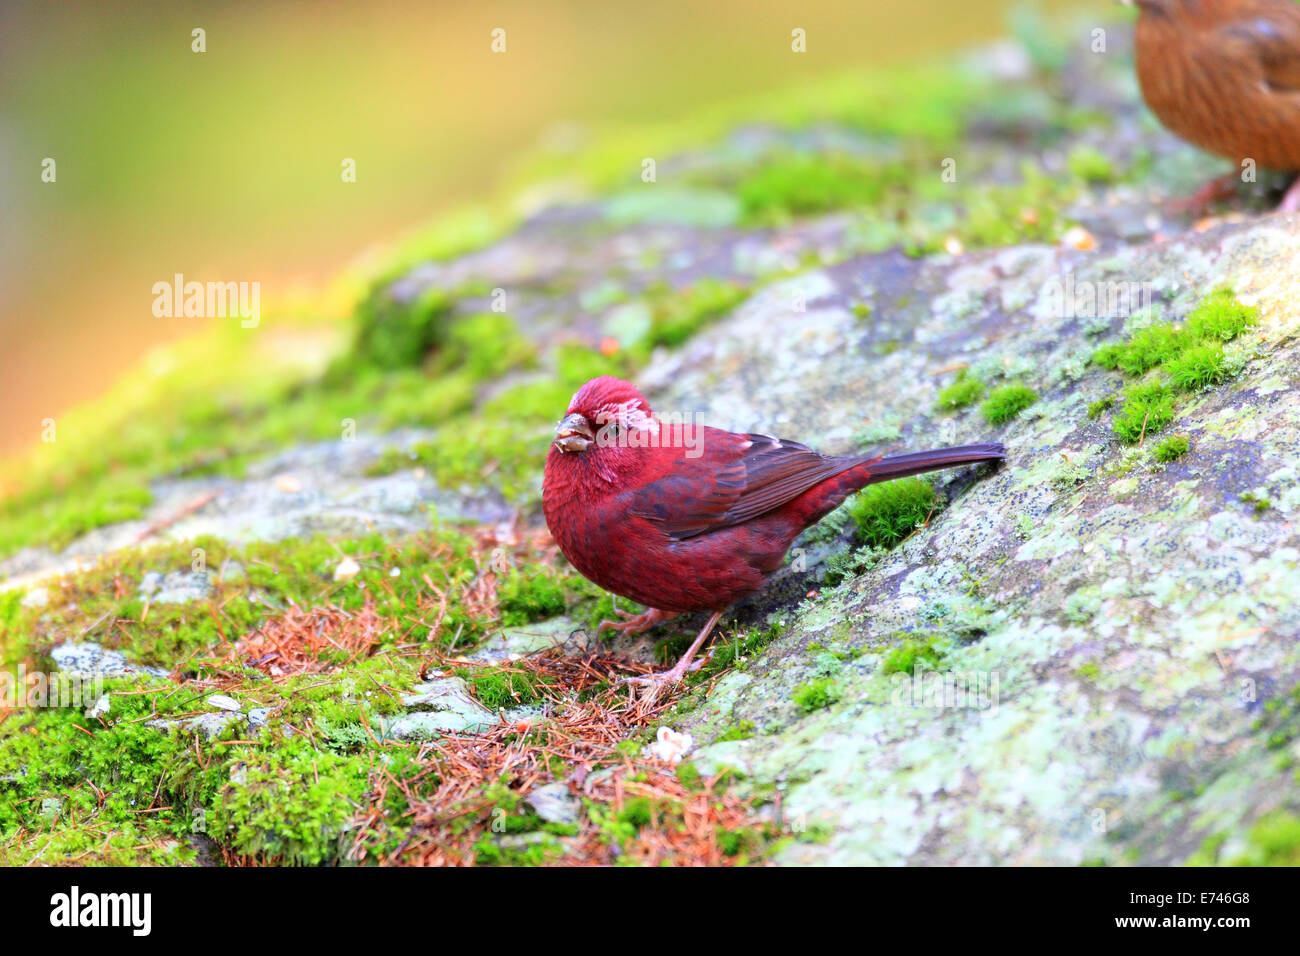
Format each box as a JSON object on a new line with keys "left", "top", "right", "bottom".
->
{"left": 389, "top": 567, "right": 401, "bottom": 577}
{"left": 643, "top": 726, "right": 693, "bottom": 765}
{"left": 207, "top": 695, "right": 241, "bottom": 712}
{"left": 1061, "top": 225, "right": 1096, "bottom": 251}
{"left": 333, "top": 557, "right": 361, "bottom": 581}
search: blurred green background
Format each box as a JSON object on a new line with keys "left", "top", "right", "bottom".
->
{"left": 0, "top": 0, "right": 1085, "bottom": 456}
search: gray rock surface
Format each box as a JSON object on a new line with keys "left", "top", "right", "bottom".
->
{"left": 651, "top": 216, "right": 1300, "bottom": 865}
{"left": 0, "top": 430, "right": 512, "bottom": 591}
{"left": 523, "top": 782, "right": 581, "bottom": 826}
{"left": 50, "top": 642, "right": 168, "bottom": 679}
{"left": 388, "top": 675, "right": 499, "bottom": 739}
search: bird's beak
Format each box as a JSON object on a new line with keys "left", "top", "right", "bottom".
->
{"left": 553, "top": 413, "right": 594, "bottom": 453}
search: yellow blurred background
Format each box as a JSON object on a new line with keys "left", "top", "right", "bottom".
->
{"left": 0, "top": 0, "right": 1085, "bottom": 455}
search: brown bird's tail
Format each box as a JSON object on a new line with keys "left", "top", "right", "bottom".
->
{"left": 865, "top": 442, "right": 1006, "bottom": 483}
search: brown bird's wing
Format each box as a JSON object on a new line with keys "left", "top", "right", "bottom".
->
{"left": 1219, "top": 5, "right": 1300, "bottom": 92}
{"left": 627, "top": 431, "right": 861, "bottom": 541}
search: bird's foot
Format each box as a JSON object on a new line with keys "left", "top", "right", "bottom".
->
{"left": 595, "top": 607, "right": 677, "bottom": 639}
{"left": 621, "top": 609, "right": 725, "bottom": 702}
{"left": 625, "top": 656, "right": 705, "bottom": 690}
{"left": 1166, "top": 173, "right": 1240, "bottom": 216}
{"left": 621, "top": 658, "right": 707, "bottom": 709}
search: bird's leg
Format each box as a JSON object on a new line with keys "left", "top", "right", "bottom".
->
{"left": 595, "top": 606, "right": 677, "bottom": 639}
{"left": 1167, "top": 172, "right": 1240, "bottom": 215}
{"left": 630, "top": 610, "right": 725, "bottom": 687}
{"left": 1279, "top": 176, "right": 1300, "bottom": 214}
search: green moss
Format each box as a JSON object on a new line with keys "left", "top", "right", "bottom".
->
{"left": 716, "top": 824, "right": 767, "bottom": 860}
{"left": 1152, "top": 435, "right": 1190, "bottom": 463}
{"left": 685, "top": 619, "right": 784, "bottom": 681}
{"left": 1165, "top": 343, "right": 1228, "bottom": 391}
{"left": 473, "top": 832, "right": 566, "bottom": 866}
{"left": 644, "top": 278, "right": 749, "bottom": 350}
{"left": 210, "top": 740, "right": 375, "bottom": 865}
{"left": 1183, "top": 288, "right": 1259, "bottom": 342}
{"left": 935, "top": 372, "right": 985, "bottom": 412}
{"left": 1226, "top": 813, "right": 1300, "bottom": 866}
{"left": 0, "top": 526, "right": 537, "bottom": 677}
{"left": 0, "top": 677, "right": 405, "bottom": 866}
{"left": 1066, "top": 145, "right": 1116, "bottom": 184}
{"left": 1086, "top": 396, "right": 1115, "bottom": 420}
{"left": 498, "top": 568, "right": 567, "bottom": 627}
{"left": 0, "top": 684, "right": 217, "bottom": 837}
{"left": 456, "top": 667, "right": 553, "bottom": 710}
{"left": 1088, "top": 288, "right": 1258, "bottom": 449}
{"left": 1093, "top": 324, "right": 1185, "bottom": 375}
{"left": 716, "top": 720, "right": 757, "bottom": 742}
{"left": 1251, "top": 682, "right": 1300, "bottom": 755}
{"left": 447, "top": 312, "right": 538, "bottom": 378}
{"left": 880, "top": 635, "right": 948, "bottom": 676}
{"left": 939, "top": 162, "right": 1072, "bottom": 251}
{"left": 981, "top": 383, "right": 1037, "bottom": 425}
{"left": 736, "top": 152, "right": 907, "bottom": 225}
{"left": 618, "top": 796, "right": 655, "bottom": 829}
{"left": 847, "top": 477, "right": 939, "bottom": 549}
{"left": 1049, "top": 460, "right": 1091, "bottom": 491}
{"left": 792, "top": 677, "right": 842, "bottom": 713}
{"left": 1241, "top": 492, "right": 1272, "bottom": 517}
{"left": 1186, "top": 832, "right": 1230, "bottom": 866}
{"left": 347, "top": 285, "right": 456, "bottom": 371}
{"left": 1092, "top": 290, "right": 1255, "bottom": 394}
{"left": 1112, "top": 381, "right": 1174, "bottom": 444}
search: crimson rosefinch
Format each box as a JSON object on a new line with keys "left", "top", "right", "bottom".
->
{"left": 542, "top": 376, "right": 1005, "bottom": 684}
{"left": 1130, "top": 0, "right": 1300, "bottom": 211}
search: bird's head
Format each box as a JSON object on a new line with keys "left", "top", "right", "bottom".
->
{"left": 552, "top": 375, "right": 659, "bottom": 457}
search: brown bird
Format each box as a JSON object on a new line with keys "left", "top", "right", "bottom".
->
{"left": 542, "top": 376, "right": 1005, "bottom": 685}
{"left": 1130, "top": 0, "right": 1300, "bottom": 212}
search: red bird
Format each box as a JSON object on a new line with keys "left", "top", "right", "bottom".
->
{"left": 1131, "top": 0, "right": 1300, "bottom": 212}
{"left": 542, "top": 376, "right": 1005, "bottom": 684}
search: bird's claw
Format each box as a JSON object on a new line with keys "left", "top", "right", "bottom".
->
{"left": 594, "top": 607, "right": 677, "bottom": 639}
{"left": 623, "top": 656, "right": 705, "bottom": 691}
{"left": 1165, "top": 173, "right": 1241, "bottom": 216}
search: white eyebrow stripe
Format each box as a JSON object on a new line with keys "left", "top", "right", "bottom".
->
{"left": 596, "top": 400, "right": 659, "bottom": 433}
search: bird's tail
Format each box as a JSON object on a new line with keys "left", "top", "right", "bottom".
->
{"left": 865, "top": 442, "right": 1006, "bottom": 483}
{"left": 780, "top": 442, "right": 1005, "bottom": 532}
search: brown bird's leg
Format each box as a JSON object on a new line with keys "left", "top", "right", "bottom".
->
{"left": 1167, "top": 172, "right": 1240, "bottom": 215}
{"left": 631, "top": 609, "right": 725, "bottom": 687}
{"left": 1279, "top": 176, "right": 1300, "bottom": 214}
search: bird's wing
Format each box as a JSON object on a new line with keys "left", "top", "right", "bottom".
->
{"left": 627, "top": 431, "right": 861, "bottom": 540}
{"left": 1219, "top": 6, "right": 1300, "bottom": 93}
